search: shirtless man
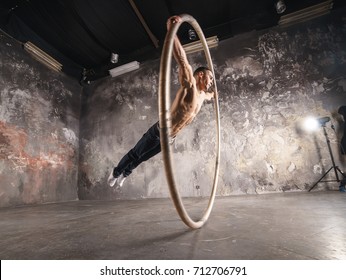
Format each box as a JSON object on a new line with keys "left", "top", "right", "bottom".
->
{"left": 108, "top": 15, "right": 216, "bottom": 187}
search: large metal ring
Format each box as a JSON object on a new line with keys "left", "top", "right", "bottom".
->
{"left": 158, "top": 14, "right": 221, "bottom": 229}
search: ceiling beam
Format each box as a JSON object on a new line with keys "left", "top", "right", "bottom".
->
{"left": 128, "top": 0, "right": 159, "bottom": 48}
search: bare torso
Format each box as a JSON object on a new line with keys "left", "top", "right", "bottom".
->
{"left": 170, "top": 84, "right": 208, "bottom": 137}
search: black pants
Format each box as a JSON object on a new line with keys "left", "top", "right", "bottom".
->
{"left": 113, "top": 122, "right": 161, "bottom": 177}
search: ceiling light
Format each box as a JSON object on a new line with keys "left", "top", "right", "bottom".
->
{"left": 109, "top": 61, "right": 140, "bottom": 77}
{"left": 24, "top": 42, "right": 62, "bottom": 72}
{"left": 188, "top": 29, "right": 197, "bottom": 41}
{"left": 110, "top": 53, "right": 119, "bottom": 64}
{"left": 275, "top": 0, "right": 286, "bottom": 14}
{"left": 183, "top": 36, "right": 219, "bottom": 55}
{"left": 279, "top": 0, "right": 333, "bottom": 26}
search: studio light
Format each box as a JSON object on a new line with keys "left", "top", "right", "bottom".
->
{"left": 183, "top": 36, "right": 219, "bottom": 55}
{"left": 304, "top": 117, "right": 319, "bottom": 132}
{"left": 24, "top": 41, "right": 62, "bottom": 72}
{"left": 303, "top": 116, "right": 330, "bottom": 132}
{"left": 306, "top": 115, "right": 346, "bottom": 192}
{"left": 317, "top": 116, "right": 331, "bottom": 126}
{"left": 109, "top": 61, "right": 140, "bottom": 77}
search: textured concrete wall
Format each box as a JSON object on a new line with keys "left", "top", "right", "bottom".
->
{"left": 79, "top": 10, "right": 346, "bottom": 200}
{"left": 0, "top": 34, "right": 81, "bottom": 207}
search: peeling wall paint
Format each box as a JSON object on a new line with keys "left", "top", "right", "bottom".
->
{"left": 77, "top": 9, "right": 344, "bottom": 200}
{"left": 0, "top": 34, "right": 81, "bottom": 207}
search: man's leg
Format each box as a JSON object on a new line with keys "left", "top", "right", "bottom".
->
{"left": 123, "top": 132, "right": 175, "bottom": 176}
{"left": 123, "top": 143, "right": 161, "bottom": 176}
{"left": 109, "top": 122, "right": 160, "bottom": 186}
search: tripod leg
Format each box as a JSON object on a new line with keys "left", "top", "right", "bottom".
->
{"left": 308, "top": 166, "right": 334, "bottom": 192}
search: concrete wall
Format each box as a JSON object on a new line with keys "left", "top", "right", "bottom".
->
{"left": 0, "top": 34, "right": 81, "bottom": 207}
{"left": 2, "top": 9, "right": 344, "bottom": 208}
{"left": 79, "top": 10, "right": 346, "bottom": 201}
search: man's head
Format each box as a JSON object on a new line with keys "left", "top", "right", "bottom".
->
{"left": 194, "top": 67, "right": 214, "bottom": 91}
{"left": 339, "top": 106, "right": 346, "bottom": 117}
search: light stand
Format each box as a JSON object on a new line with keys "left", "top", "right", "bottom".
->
{"left": 308, "top": 122, "right": 346, "bottom": 192}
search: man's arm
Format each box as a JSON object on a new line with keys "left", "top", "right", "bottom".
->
{"left": 167, "top": 16, "right": 194, "bottom": 88}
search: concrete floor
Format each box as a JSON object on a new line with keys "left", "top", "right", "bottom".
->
{"left": 0, "top": 191, "right": 345, "bottom": 260}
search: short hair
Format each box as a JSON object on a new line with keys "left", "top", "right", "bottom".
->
{"left": 339, "top": 106, "right": 346, "bottom": 117}
{"left": 193, "top": 66, "right": 211, "bottom": 76}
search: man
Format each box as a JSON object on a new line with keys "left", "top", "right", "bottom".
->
{"left": 338, "top": 106, "right": 346, "bottom": 192}
{"left": 108, "top": 15, "right": 216, "bottom": 188}
{"left": 338, "top": 106, "right": 346, "bottom": 155}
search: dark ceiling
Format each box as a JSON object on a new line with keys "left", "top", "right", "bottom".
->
{"left": 1, "top": 0, "right": 345, "bottom": 83}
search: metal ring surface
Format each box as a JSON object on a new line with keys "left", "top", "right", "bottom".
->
{"left": 158, "top": 14, "right": 221, "bottom": 229}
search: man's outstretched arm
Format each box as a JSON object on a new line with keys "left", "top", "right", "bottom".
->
{"left": 166, "top": 16, "right": 194, "bottom": 87}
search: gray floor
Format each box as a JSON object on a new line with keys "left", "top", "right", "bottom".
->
{"left": 0, "top": 191, "right": 345, "bottom": 260}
